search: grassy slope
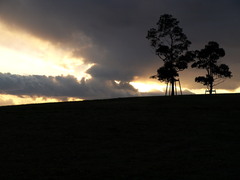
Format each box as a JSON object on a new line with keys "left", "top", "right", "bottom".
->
{"left": 1, "top": 94, "right": 240, "bottom": 179}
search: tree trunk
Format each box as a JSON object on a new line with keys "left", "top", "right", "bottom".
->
{"left": 171, "top": 79, "right": 175, "bottom": 96}
{"left": 209, "top": 83, "right": 213, "bottom": 95}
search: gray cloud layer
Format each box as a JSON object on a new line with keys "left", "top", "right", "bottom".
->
{"left": 0, "top": 0, "right": 240, "bottom": 98}
{"left": 0, "top": 73, "right": 138, "bottom": 99}
{"left": 0, "top": 73, "right": 194, "bottom": 99}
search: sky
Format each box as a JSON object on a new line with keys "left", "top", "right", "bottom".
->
{"left": 0, "top": 0, "right": 240, "bottom": 105}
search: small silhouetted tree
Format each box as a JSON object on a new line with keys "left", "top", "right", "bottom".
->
{"left": 146, "top": 14, "right": 193, "bottom": 96}
{"left": 191, "top": 41, "right": 232, "bottom": 94}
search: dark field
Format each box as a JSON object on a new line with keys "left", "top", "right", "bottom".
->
{"left": 1, "top": 94, "right": 240, "bottom": 179}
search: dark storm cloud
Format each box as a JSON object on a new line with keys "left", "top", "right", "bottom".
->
{"left": 0, "top": 73, "right": 138, "bottom": 99}
{"left": 0, "top": 0, "right": 239, "bottom": 96}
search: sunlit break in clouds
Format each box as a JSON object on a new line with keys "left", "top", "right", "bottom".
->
{"left": 0, "top": 21, "right": 97, "bottom": 105}
{"left": 0, "top": 19, "right": 139, "bottom": 106}
{"left": 0, "top": 21, "right": 93, "bottom": 79}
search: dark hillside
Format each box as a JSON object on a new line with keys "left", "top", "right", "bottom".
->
{"left": 1, "top": 94, "right": 240, "bottom": 179}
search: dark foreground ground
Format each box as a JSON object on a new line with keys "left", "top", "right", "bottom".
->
{"left": 1, "top": 94, "right": 240, "bottom": 179}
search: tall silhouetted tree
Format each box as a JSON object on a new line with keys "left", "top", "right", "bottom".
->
{"left": 146, "top": 14, "right": 193, "bottom": 96}
{"left": 192, "top": 41, "right": 232, "bottom": 94}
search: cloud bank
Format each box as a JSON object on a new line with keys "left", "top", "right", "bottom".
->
{"left": 0, "top": 73, "right": 138, "bottom": 99}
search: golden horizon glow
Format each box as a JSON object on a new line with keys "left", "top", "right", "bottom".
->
{"left": 188, "top": 88, "right": 237, "bottom": 94}
{"left": 130, "top": 81, "right": 240, "bottom": 95}
{"left": 130, "top": 80, "right": 190, "bottom": 94}
{"left": 130, "top": 81, "right": 166, "bottom": 92}
{"left": 0, "top": 94, "right": 83, "bottom": 106}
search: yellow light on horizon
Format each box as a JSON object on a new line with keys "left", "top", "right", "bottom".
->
{"left": 189, "top": 88, "right": 235, "bottom": 94}
{"left": 130, "top": 81, "right": 166, "bottom": 92}
{"left": 0, "top": 94, "right": 83, "bottom": 106}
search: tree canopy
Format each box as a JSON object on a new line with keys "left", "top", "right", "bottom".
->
{"left": 191, "top": 41, "right": 232, "bottom": 94}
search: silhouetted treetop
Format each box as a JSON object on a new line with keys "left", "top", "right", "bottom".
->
{"left": 147, "top": 14, "right": 191, "bottom": 63}
{"left": 192, "top": 41, "right": 225, "bottom": 67}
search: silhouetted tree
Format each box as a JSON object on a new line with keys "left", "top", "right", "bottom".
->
{"left": 146, "top": 14, "right": 193, "bottom": 96}
{"left": 192, "top": 41, "right": 232, "bottom": 94}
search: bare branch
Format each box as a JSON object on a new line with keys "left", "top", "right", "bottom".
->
{"left": 213, "top": 79, "right": 225, "bottom": 87}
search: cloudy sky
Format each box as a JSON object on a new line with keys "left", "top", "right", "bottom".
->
{"left": 0, "top": 0, "right": 239, "bottom": 105}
